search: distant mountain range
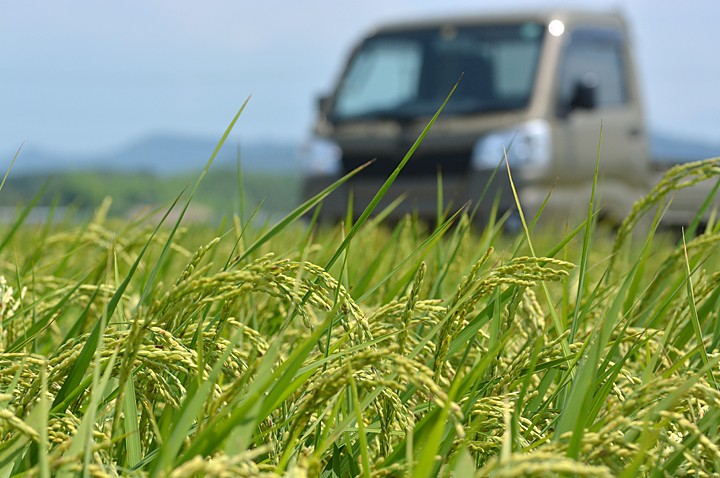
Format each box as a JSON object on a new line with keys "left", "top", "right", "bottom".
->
{"left": 2, "top": 134, "right": 301, "bottom": 176}
{"left": 2, "top": 131, "right": 718, "bottom": 176}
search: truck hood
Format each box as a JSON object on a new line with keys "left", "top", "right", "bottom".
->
{"left": 327, "top": 111, "right": 528, "bottom": 154}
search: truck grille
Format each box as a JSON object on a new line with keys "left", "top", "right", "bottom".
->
{"left": 342, "top": 151, "right": 472, "bottom": 178}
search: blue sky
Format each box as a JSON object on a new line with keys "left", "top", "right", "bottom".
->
{"left": 2, "top": 0, "right": 719, "bottom": 156}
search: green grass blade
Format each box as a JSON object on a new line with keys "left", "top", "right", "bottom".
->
{"left": 321, "top": 79, "right": 460, "bottom": 273}
{"left": 0, "top": 144, "right": 22, "bottom": 194}
{"left": 122, "top": 375, "right": 142, "bottom": 468}
{"left": 0, "top": 183, "right": 48, "bottom": 254}
{"left": 227, "top": 159, "right": 372, "bottom": 268}
{"left": 7, "top": 274, "right": 91, "bottom": 353}
{"left": 436, "top": 169, "right": 444, "bottom": 229}
{"left": 504, "top": 151, "right": 571, "bottom": 354}
{"left": 682, "top": 178, "right": 720, "bottom": 241}
{"left": 347, "top": 363, "right": 371, "bottom": 478}
{"left": 138, "top": 98, "right": 250, "bottom": 306}
{"left": 57, "top": 346, "right": 119, "bottom": 477}
{"left": 176, "top": 316, "right": 331, "bottom": 467}
{"left": 150, "top": 324, "right": 250, "bottom": 476}
{"left": 356, "top": 210, "right": 459, "bottom": 303}
{"left": 681, "top": 231, "right": 717, "bottom": 389}
{"left": 570, "top": 125, "right": 602, "bottom": 342}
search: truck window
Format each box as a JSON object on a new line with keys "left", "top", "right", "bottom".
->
{"left": 334, "top": 41, "right": 423, "bottom": 119}
{"left": 558, "top": 29, "right": 628, "bottom": 109}
{"left": 331, "top": 23, "right": 545, "bottom": 121}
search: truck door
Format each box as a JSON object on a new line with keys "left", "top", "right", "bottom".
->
{"left": 555, "top": 27, "right": 648, "bottom": 217}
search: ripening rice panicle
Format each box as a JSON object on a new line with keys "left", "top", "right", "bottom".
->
{"left": 478, "top": 450, "right": 614, "bottom": 478}
{"left": 433, "top": 252, "right": 573, "bottom": 382}
{"left": 398, "top": 261, "right": 426, "bottom": 355}
{"left": 639, "top": 231, "right": 720, "bottom": 305}
{"left": 0, "top": 275, "right": 25, "bottom": 352}
{"left": 612, "top": 157, "right": 720, "bottom": 266}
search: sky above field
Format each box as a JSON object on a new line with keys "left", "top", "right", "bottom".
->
{"left": 2, "top": 0, "right": 719, "bottom": 156}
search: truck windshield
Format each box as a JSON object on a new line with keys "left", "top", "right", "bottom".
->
{"left": 331, "top": 22, "right": 545, "bottom": 121}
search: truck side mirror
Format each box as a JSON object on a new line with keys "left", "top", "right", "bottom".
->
{"left": 570, "top": 76, "right": 598, "bottom": 111}
{"left": 317, "top": 94, "right": 331, "bottom": 115}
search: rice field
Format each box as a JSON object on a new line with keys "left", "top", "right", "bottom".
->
{"left": 1, "top": 105, "right": 719, "bottom": 477}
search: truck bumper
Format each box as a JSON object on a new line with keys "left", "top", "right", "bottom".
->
{"left": 303, "top": 168, "right": 527, "bottom": 224}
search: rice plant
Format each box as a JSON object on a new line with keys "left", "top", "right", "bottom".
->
{"left": 1, "top": 102, "right": 719, "bottom": 476}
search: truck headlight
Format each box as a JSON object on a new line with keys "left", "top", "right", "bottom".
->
{"left": 300, "top": 137, "right": 342, "bottom": 176}
{"left": 471, "top": 119, "right": 551, "bottom": 170}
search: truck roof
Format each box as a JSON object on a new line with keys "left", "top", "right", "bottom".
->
{"left": 365, "top": 9, "right": 626, "bottom": 35}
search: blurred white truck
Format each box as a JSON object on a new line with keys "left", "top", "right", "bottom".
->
{"left": 302, "top": 10, "right": 719, "bottom": 227}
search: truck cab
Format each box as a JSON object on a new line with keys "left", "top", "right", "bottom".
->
{"left": 302, "top": 10, "right": 649, "bottom": 226}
